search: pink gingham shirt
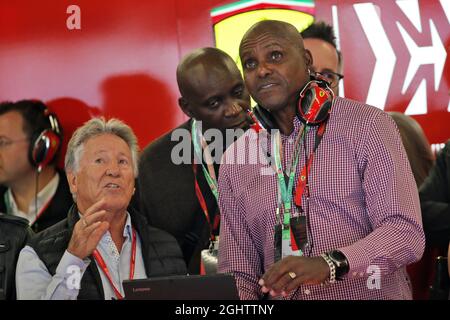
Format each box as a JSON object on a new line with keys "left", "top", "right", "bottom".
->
{"left": 217, "top": 97, "right": 425, "bottom": 300}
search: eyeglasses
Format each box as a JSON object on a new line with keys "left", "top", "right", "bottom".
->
{"left": 0, "top": 138, "right": 29, "bottom": 149}
{"left": 316, "top": 71, "right": 344, "bottom": 88}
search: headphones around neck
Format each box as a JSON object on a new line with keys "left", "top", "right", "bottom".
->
{"left": 28, "top": 105, "right": 62, "bottom": 172}
{"left": 249, "top": 73, "right": 334, "bottom": 132}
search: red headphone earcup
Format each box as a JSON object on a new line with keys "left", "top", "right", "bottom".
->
{"left": 298, "top": 83, "right": 333, "bottom": 125}
{"left": 31, "top": 129, "right": 61, "bottom": 171}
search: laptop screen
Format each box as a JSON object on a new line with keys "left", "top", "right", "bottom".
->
{"left": 123, "top": 273, "right": 240, "bottom": 300}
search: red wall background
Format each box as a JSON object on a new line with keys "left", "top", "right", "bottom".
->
{"left": 0, "top": 0, "right": 448, "bottom": 155}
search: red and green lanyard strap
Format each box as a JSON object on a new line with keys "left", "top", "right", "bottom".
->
{"left": 191, "top": 119, "right": 220, "bottom": 241}
{"left": 272, "top": 121, "right": 327, "bottom": 252}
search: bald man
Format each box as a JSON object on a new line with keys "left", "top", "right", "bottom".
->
{"left": 135, "top": 47, "right": 251, "bottom": 274}
{"left": 217, "top": 20, "right": 424, "bottom": 300}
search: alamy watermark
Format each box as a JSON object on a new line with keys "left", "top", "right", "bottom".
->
{"left": 170, "top": 121, "right": 281, "bottom": 176}
{"left": 66, "top": 5, "right": 81, "bottom": 30}
{"left": 66, "top": 265, "right": 82, "bottom": 290}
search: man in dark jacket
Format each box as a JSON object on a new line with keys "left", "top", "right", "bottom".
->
{"left": 0, "top": 214, "right": 32, "bottom": 300}
{"left": 136, "top": 47, "right": 251, "bottom": 274}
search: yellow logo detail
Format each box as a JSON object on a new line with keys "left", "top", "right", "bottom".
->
{"left": 213, "top": 9, "right": 314, "bottom": 76}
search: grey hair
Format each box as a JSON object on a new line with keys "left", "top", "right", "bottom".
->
{"left": 65, "top": 117, "right": 139, "bottom": 177}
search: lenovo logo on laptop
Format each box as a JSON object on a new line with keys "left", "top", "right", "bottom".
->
{"left": 132, "top": 287, "right": 151, "bottom": 293}
{"left": 123, "top": 273, "right": 239, "bottom": 300}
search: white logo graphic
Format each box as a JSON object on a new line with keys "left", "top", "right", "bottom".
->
{"left": 66, "top": 5, "right": 81, "bottom": 30}
{"left": 366, "top": 265, "right": 381, "bottom": 290}
{"left": 66, "top": 265, "right": 82, "bottom": 290}
{"left": 353, "top": 1, "right": 447, "bottom": 114}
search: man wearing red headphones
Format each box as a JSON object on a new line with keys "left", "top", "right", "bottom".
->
{"left": 0, "top": 100, "right": 72, "bottom": 233}
{"left": 217, "top": 20, "right": 425, "bottom": 300}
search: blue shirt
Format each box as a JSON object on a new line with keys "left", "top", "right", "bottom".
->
{"left": 16, "top": 212, "right": 147, "bottom": 300}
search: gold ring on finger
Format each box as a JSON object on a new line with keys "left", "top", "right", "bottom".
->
{"left": 288, "top": 271, "right": 297, "bottom": 280}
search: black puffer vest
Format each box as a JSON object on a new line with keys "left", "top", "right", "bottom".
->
{"left": 28, "top": 205, "right": 187, "bottom": 300}
{"left": 0, "top": 215, "right": 32, "bottom": 300}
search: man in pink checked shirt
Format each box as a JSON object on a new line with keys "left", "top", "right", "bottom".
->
{"left": 217, "top": 20, "right": 425, "bottom": 300}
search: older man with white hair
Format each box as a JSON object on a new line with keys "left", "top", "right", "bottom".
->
{"left": 16, "top": 117, "right": 186, "bottom": 300}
